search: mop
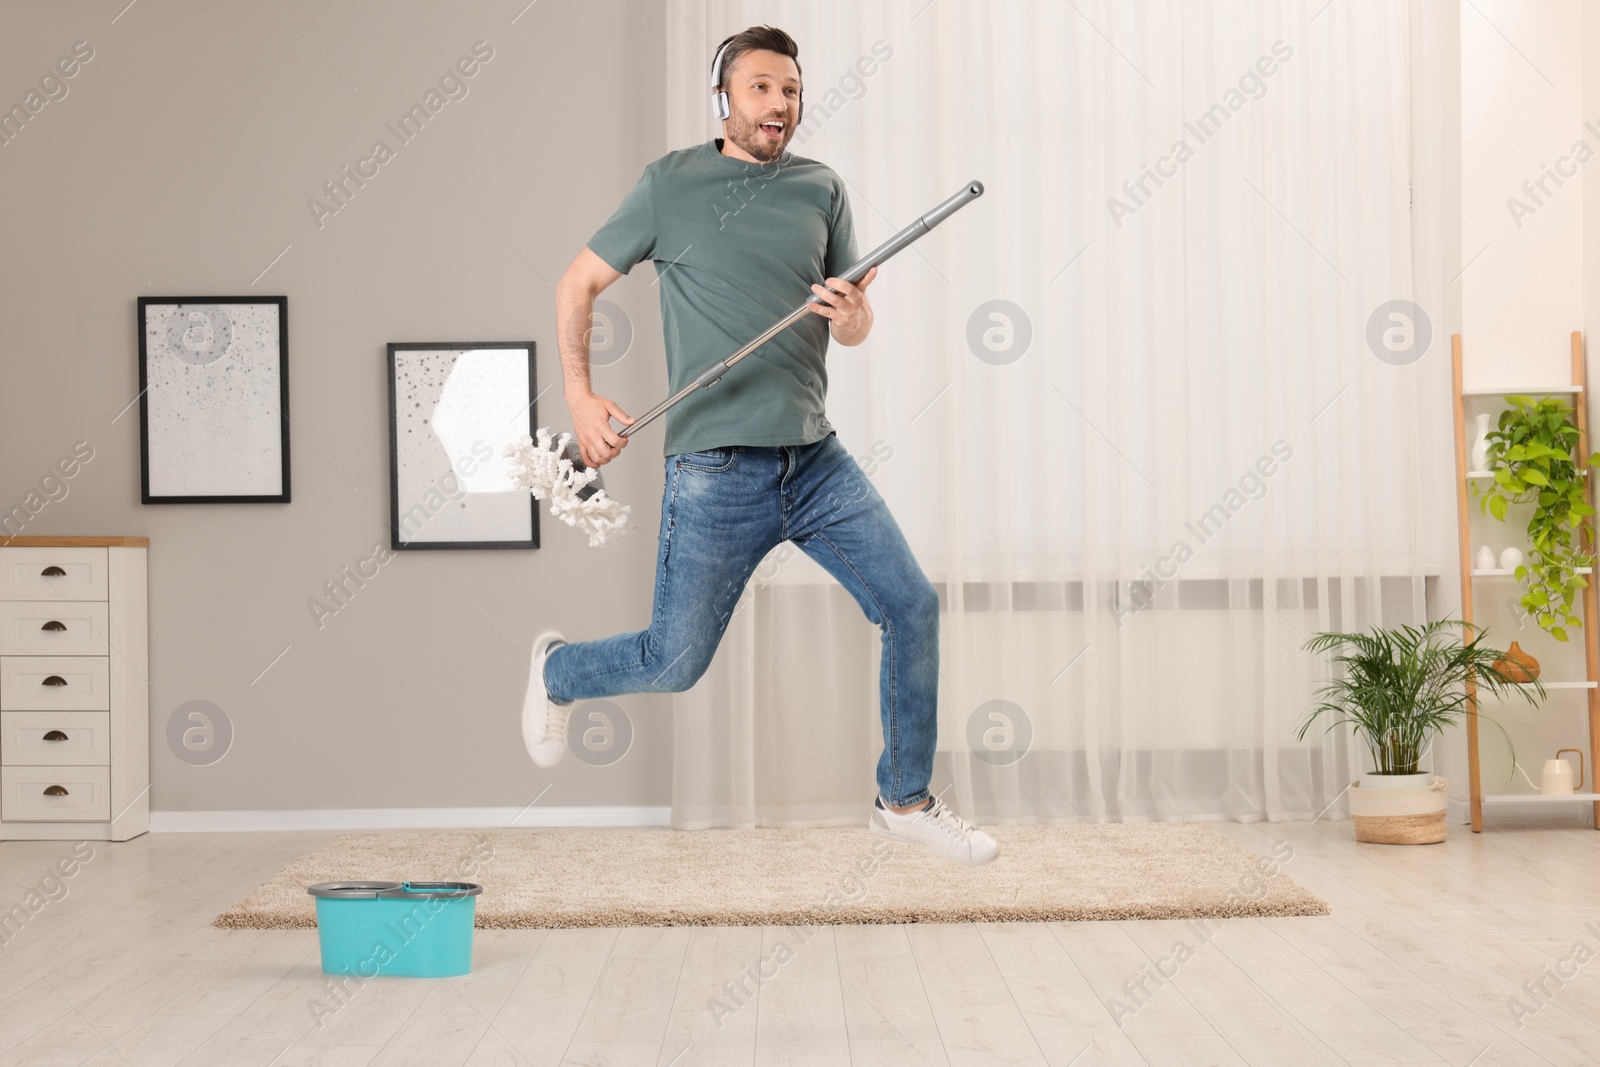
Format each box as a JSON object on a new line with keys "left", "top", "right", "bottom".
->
{"left": 505, "top": 179, "right": 985, "bottom": 547}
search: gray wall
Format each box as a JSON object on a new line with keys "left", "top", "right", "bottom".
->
{"left": 0, "top": 0, "right": 674, "bottom": 813}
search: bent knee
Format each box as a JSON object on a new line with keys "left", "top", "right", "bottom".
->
{"left": 886, "top": 579, "right": 940, "bottom": 632}
{"left": 647, "top": 639, "right": 715, "bottom": 693}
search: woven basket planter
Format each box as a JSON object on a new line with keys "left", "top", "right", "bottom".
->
{"left": 1346, "top": 775, "right": 1448, "bottom": 844}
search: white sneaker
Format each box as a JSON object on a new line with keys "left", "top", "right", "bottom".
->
{"left": 869, "top": 793, "right": 999, "bottom": 865}
{"left": 521, "top": 631, "right": 570, "bottom": 768}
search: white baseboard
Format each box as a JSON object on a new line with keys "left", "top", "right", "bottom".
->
{"left": 150, "top": 805, "right": 673, "bottom": 833}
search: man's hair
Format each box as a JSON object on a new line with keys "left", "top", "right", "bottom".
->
{"left": 712, "top": 25, "right": 802, "bottom": 91}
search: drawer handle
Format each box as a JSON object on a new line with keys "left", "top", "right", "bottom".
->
{"left": 42, "top": 676, "right": 68, "bottom": 686}
{"left": 41, "top": 566, "right": 67, "bottom": 577}
{"left": 44, "top": 730, "right": 69, "bottom": 741}
{"left": 43, "top": 785, "right": 69, "bottom": 796}
{"left": 41, "top": 620, "right": 67, "bottom": 631}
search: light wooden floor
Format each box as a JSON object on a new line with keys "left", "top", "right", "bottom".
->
{"left": 1, "top": 816, "right": 1598, "bottom": 1066}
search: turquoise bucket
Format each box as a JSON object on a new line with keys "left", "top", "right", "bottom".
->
{"left": 308, "top": 881, "right": 483, "bottom": 978}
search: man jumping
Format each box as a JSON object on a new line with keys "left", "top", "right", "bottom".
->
{"left": 520, "top": 24, "right": 997, "bottom": 865}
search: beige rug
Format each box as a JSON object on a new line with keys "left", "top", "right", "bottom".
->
{"left": 214, "top": 823, "right": 1327, "bottom": 929}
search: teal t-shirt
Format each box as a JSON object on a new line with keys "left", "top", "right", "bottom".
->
{"left": 586, "top": 138, "right": 858, "bottom": 455}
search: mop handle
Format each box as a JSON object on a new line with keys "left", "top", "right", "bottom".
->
{"left": 617, "top": 179, "right": 985, "bottom": 438}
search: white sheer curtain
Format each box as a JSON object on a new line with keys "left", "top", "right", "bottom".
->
{"left": 664, "top": 0, "right": 1449, "bottom": 828}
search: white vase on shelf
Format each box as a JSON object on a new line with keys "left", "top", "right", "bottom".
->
{"left": 1475, "top": 545, "right": 1497, "bottom": 570}
{"left": 1470, "top": 412, "right": 1492, "bottom": 471}
{"left": 1500, "top": 546, "right": 1526, "bottom": 571}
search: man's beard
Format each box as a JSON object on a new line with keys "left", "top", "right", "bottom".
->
{"left": 726, "top": 106, "right": 793, "bottom": 163}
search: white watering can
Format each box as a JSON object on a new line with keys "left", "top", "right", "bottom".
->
{"left": 1512, "top": 749, "right": 1585, "bottom": 795}
{"left": 1541, "top": 749, "right": 1584, "bottom": 795}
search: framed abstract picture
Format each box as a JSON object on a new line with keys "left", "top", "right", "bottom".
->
{"left": 387, "top": 342, "right": 539, "bottom": 550}
{"left": 137, "top": 296, "right": 290, "bottom": 504}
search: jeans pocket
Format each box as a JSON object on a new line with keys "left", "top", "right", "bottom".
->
{"left": 676, "top": 446, "right": 738, "bottom": 473}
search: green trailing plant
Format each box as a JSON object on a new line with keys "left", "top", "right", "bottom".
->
{"left": 1298, "top": 620, "right": 1541, "bottom": 778}
{"left": 1474, "top": 394, "right": 1600, "bottom": 642}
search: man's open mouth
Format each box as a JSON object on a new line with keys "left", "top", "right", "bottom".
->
{"left": 759, "top": 120, "right": 785, "bottom": 139}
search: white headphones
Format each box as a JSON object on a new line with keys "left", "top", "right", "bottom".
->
{"left": 711, "top": 39, "right": 803, "bottom": 124}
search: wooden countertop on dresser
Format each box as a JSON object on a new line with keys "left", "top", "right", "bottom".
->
{"left": 0, "top": 536, "right": 150, "bottom": 547}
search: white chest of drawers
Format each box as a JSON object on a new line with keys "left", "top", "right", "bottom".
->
{"left": 0, "top": 538, "right": 149, "bottom": 841}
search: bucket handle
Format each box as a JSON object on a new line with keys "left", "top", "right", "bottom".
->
{"left": 375, "top": 881, "right": 483, "bottom": 900}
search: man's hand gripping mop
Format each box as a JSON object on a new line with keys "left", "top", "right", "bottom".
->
{"left": 505, "top": 180, "right": 986, "bottom": 546}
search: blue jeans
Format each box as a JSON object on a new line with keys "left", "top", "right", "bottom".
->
{"left": 543, "top": 431, "right": 939, "bottom": 808}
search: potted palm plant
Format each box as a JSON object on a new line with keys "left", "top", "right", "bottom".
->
{"left": 1298, "top": 620, "right": 1543, "bottom": 843}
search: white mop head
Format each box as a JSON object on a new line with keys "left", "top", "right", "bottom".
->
{"left": 504, "top": 428, "right": 633, "bottom": 548}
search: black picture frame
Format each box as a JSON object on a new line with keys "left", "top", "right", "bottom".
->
{"left": 136, "top": 296, "right": 291, "bottom": 504}
{"left": 386, "top": 342, "right": 539, "bottom": 551}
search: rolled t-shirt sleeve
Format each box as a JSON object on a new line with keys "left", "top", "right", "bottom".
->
{"left": 823, "top": 179, "right": 857, "bottom": 280}
{"left": 586, "top": 166, "right": 658, "bottom": 275}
